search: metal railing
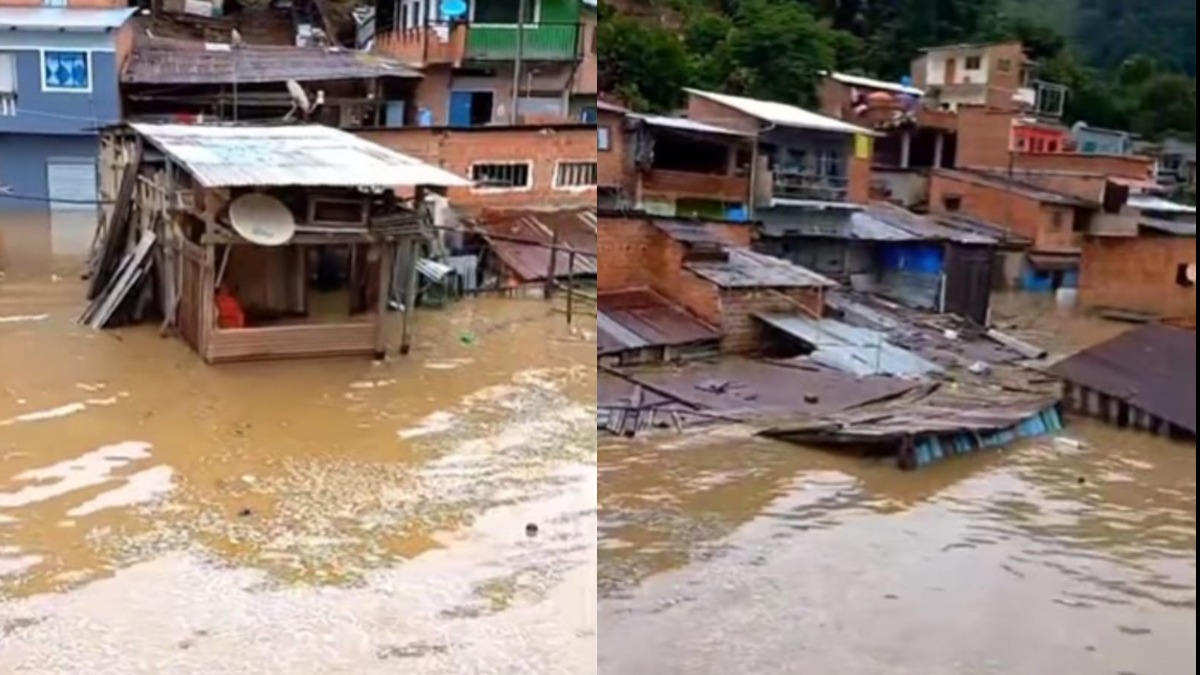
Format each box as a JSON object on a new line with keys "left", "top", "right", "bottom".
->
{"left": 772, "top": 170, "right": 849, "bottom": 203}
{"left": 465, "top": 21, "right": 582, "bottom": 61}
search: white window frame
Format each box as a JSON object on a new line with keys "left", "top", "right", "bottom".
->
{"left": 39, "top": 48, "right": 94, "bottom": 94}
{"left": 470, "top": 0, "right": 542, "bottom": 27}
{"left": 598, "top": 126, "right": 611, "bottom": 152}
{"left": 470, "top": 160, "right": 534, "bottom": 193}
{"left": 0, "top": 52, "right": 17, "bottom": 117}
{"left": 553, "top": 160, "right": 598, "bottom": 190}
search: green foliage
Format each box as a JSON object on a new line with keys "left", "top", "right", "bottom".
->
{"left": 598, "top": 0, "right": 1197, "bottom": 141}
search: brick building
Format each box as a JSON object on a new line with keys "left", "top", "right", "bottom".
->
{"left": 598, "top": 214, "right": 834, "bottom": 353}
{"left": 371, "top": 0, "right": 593, "bottom": 126}
{"left": 359, "top": 123, "right": 596, "bottom": 210}
{"left": 911, "top": 42, "right": 1065, "bottom": 117}
{"left": 1079, "top": 229, "right": 1196, "bottom": 320}
{"left": 595, "top": 101, "right": 754, "bottom": 217}
{"left": 929, "top": 168, "right": 1093, "bottom": 290}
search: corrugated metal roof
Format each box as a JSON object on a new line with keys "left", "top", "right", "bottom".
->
{"left": 828, "top": 72, "right": 924, "bottom": 97}
{"left": 598, "top": 289, "right": 720, "bottom": 353}
{"left": 757, "top": 313, "right": 941, "bottom": 378}
{"left": 1050, "top": 324, "right": 1196, "bottom": 435}
{"left": 685, "top": 248, "right": 837, "bottom": 289}
{"left": 474, "top": 209, "right": 598, "bottom": 282}
{"left": 1128, "top": 195, "right": 1196, "bottom": 216}
{"left": 1140, "top": 218, "right": 1197, "bottom": 237}
{"left": 651, "top": 219, "right": 747, "bottom": 245}
{"left": 631, "top": 114, "right": 754, "bottom": 138}
{"left": 124, "top": 42, "right": 420, "bottom": 85}
{"left": 850, "top": 205, "right": 997, "bottom": 244}
{"left": 684, "top": 88, "right": 876, "bottom": 137}
{"left": 129, "top": 123, "right": 471, "bottom": 189}
{"left": 0, "top": 7, "right": 135, "bottom": 30}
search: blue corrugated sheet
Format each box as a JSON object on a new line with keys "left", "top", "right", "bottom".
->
{"left": 912, "top": 405, "right": 1063, "bottom": 468}
{"left": 879, "top": 241, "right": 944, "bottom": 274}
{"left": 757, "top": 313, "right": 941, "bottom": 378}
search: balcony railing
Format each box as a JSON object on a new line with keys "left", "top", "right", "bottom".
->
{"left": 465, "top": 21, "right": 582, "bottom": 61}
{"left": 375, "top": 23, "right": 468, "bottom": 65}
{"left": 772, "top": 170, "right": 849, "bottom": 203}
{"left": 641, "top": 169, "right": 750, "bottom": 203}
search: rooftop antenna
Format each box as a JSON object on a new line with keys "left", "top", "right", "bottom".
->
{"left": 231, "top": 28, "right": 243, "bottom": 121}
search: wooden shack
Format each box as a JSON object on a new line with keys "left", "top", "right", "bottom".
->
{"left": 91, "top": 123, "right": 469, "bottom": 364}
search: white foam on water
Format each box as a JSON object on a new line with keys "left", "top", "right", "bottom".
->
{"left": 66, "top": 465, "right": 176, "bottom": 518}
{"left": 0, "top": 553, "right": 42, "bottom": 578}
{"left": 0, "top": 441, "right": 153, "bottom": 510}
{"left": 0, "top": 314, "right": 49, "bottom": 324}
{"left": 397, "top": 411, "right": 458, "bottom": 441}
{"left": 424, "top": 358, "right": 475, "bottom": 371}
{"left": 0, "top": 403, "right": 86, "bottom": 426}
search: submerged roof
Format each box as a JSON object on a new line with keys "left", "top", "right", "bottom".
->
{"left": 598, "top": 289, "right": 720, "bottom": 354}
{"left": 0, "top": 7, "right": 136, "bottom": 31}
{"left": 684, "top": 88, "right": 875, "bottom": 137}
{"left": 757, "top": 313, "right": 941, "bottom": 378}
{"left": 1050, "top": 324, "right": 1196, "bottom": 436}
{"left": 129, "top": 123, "right": 470, "bottom": 189}
{"left": 474, "top": 209, "right": 598, "bottom": 282}
{"left": 685, "top": 248, "right": 836, "bottom": 289}
{"left": 124, "top": 41, "right": 420, "bottom": 85}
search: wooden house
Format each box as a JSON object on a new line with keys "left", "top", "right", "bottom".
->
{"left": 91, "top": 122, "right": 469, "bottom": 364}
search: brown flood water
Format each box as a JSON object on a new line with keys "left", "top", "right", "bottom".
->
{"left": 1, "top": 221, "right": 598, "bottom": 674}
{"left": 600, "top": 296, "right": 1196, "bottom": 675}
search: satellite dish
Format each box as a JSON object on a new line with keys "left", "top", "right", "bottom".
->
{"left": 440, "top": 0, "right": 467, "bottom": 18}
{"left": 286, "top": 80, "right": 311, "bottom": 113}
{"left": 229, "top": 193, "right": 296, "bottom": 246}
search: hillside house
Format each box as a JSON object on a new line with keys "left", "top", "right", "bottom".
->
{"left": 595, "top": 101, "right": 754, "bottom": 218}
{"left": 371, "top": 0, "right": 591, "bottom": 126}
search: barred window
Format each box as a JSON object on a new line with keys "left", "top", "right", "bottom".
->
{"left": 555, "top": 161, "right": 598, "bottom": 189}
{"left": 471, "top": 162, "right": 532, "bottom": 190}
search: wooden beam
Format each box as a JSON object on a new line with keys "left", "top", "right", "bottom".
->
{"left": 399, "top": 238, "right": 420, "bottom": 356}
{"left": 373, "top": 243, "right": 394, "bottom": 360}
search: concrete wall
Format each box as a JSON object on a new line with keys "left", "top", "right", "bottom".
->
{"left": 358, "top": 124, "right": 596, "bottom": 210}
{"left": 0, "top": 133, "right": 98, "bottom": 209}
{"left": 1080, "top": 235, "right": 1197, "bottom": 319}
{"left": 0, "top": 47, "right": 121, "bottom": 135}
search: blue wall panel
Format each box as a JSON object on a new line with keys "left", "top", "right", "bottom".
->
{"left": 0, "top": 134, "right": 99, "bottom": 211}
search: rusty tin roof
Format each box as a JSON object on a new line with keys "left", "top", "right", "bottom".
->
{"left": 474, "top": 209, "right": 598, "bottom": 282}
{"left": 685, "top": 248, "right": 837, "bottom": 289}
{"left": 124, "top": 41, "right": 419, "bottom": 85}
{"left": 1050, "top": 324, "right": 1196, "bottom": 435}
{"left": 598, "top": 289, "right": 720, "bottom": 354}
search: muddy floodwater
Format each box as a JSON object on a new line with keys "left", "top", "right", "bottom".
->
{"left": 1, "top": 227, "right": 597, "bottom": 674}
{"left": 600, "top": 296, "right": 1196, "bottom": 674}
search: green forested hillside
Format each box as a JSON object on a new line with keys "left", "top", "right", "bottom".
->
{"left": 599, "top": 0, "right": 1196, "bottom": 140}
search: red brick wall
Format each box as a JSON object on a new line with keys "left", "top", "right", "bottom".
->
{"left": 358, "top": 125, "right": 596, "bottom": 210}
{"left": 685, "top": 95, "right": 764, "bottom": 135}
{"left": 957, "top": 106, "right": 1016, "bottom": 169}
{"left": 849, "top": 156, "right": 872, "bottom": 204}
{"left": 929, "top": 173, "right": 1080, "bottom": 252}
{"left": 598, "top": 108, "right": 628, "bottom": 191}
{"left": 819, "top": 79, "right": 854, "bottom": 119}
{"left": 1080, "top": 236, "right": 1197, "bottom": 319}
{"left": 1013, "top": 153, "right": 1156, "bottom": 182}
{"left": 574, "top": 13, "right": 598, "bottom": 95}
{"left": 720, "top": 288, "right": 824, "bottom": 353}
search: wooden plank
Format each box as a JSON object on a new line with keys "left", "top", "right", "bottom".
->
{"left": 399, "top": 238, "right": 420, "bottom": 356}
{"left": 88, "top": 231, "right": 158, "bottom": 330}
{"left": 374, "top": 243, "right": 394, "bottom": 359}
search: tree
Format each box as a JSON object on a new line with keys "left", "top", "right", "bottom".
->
{"left": 597, "top": 8, "right": 691, "bottom": 112}
{"left": 721, "top": 0, "right": 839, "bottom": 106}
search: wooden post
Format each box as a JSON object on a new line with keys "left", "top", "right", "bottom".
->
{"left": 374, "top": 241, "right": 393, "bottom": 360}
{"left": 566, "top": 250, "right": 576, "bottom": 325}
{"left": 543, "top": 224, "right": 560, "bottom": 299}
{"left": 399, "top": 237, "right": 420, "bottom": 355}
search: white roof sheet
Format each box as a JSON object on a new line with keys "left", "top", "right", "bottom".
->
{"left": 631, "top": 113, "right": 753, "bottom": 137}
{"left": 130, "top": 124, "right": 471, "bottom": 189}
{"left": 685, "top": 88, "right": 877, "bottom": 137}
{"left": 828, "top": 72, "right": 924, "bottom": 97}
{"left": 1128, "top": 195, "right": 1196, "bottom": 216}
{"left": 0, "top": 7, "right": 135, "bottom": 30}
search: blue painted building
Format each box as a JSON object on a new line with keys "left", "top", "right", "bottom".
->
{"left": 1071, "top": 122, "right": 1132, "bottom": 156}
{"left": 0, "top": 7, "right": 134, "bottom": 214}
